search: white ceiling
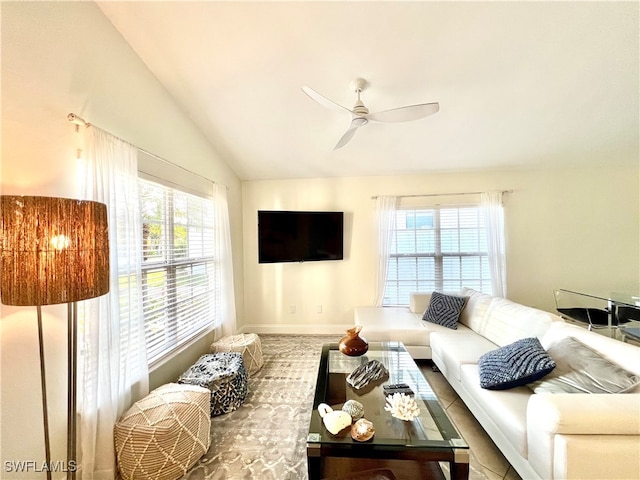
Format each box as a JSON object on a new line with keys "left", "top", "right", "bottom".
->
{"left": 98, "top": 1, "right": 639, "bottom": 181}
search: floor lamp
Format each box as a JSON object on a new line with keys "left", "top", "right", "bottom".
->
{"left": 1, "top": 196, "right": 109, "bottom": 480}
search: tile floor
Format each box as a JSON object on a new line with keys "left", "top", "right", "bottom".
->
{"left": 418, "top": 361, "right": 523, "bottom": 480}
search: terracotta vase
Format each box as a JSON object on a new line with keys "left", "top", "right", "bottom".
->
{"left": 338, "top": 325, "right": 369, "bottom": 356}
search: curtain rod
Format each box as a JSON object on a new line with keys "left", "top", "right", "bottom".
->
{"left": 67, "top": 113, "right": 225, "bottom": 189}
{"left": 371, "top": 190, "right": 513, "bottom": 200}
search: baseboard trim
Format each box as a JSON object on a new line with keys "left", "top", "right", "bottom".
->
{"left": 237, "top": 323, "right": 352, "bottom": 336}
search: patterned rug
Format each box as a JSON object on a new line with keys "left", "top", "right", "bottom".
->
{"left": 183, "top": 334, "right": 333, "bottom": 480}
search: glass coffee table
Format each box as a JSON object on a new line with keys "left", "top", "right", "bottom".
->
{"left": 307, "top": 342, "right": 469, "bottom": 480}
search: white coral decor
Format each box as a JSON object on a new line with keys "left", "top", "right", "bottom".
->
{"left": 384, "top": 392, "right": 420, "bottom": 421}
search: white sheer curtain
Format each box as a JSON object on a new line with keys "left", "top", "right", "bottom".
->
{"left": 481, "top": 191, "right": 507, "bottom": 298}
{"left": 212, "top": 183, "right": 237, "bottom": 337}
{"left": 78, "top": 126, "right": 149, "bottom": 479}
{"left": 373, "top": 196, "right": 398, "bottom": 306}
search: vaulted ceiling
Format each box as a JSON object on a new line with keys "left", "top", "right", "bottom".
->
{"left": 98, "top": 1, "right": 639, "bottom": 181}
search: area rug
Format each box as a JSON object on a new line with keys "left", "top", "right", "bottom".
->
{"left": 182, "top": 335, "right": 487, "bottom": 480}
{"left": 183, "top": 334, "right": 333, "bottom": 480}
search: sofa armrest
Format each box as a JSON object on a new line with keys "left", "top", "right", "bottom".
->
{"left": 527, "top": 393, "right": 640, "bottom": 479}
{"left": 527, "top": 393, "right": 640, "bottom": 435}
{"left": 409, "top": 292, "right": 432, "bottom": 313}
{"left": 551, "top": 433, "right": 640, "bottom": 480}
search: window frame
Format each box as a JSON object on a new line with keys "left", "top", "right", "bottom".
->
{"left": 383, "top": 204, "right": 493, "bottom": 306}
{"left": 137, "top": 175, "right": 218, "bottom": 367}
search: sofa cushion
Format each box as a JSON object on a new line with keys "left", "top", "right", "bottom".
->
{"left": 422, "top": 291, "right": 467, "bottom": 329}
{"left": 458, "top": 287, "right": 494, "bottom": 330}
{"left": 460, "top": 364, "right": 531, "bottom": 459}
{"left": 478, "top": 337, "right": 556, "bottom": 390}
{"left": 430, "top": 329, "right": 497, "bottom": 382}
{"left": 529, "top": 336, "right": 640, "bottom": 394}
{"left": 479, "top": 296, "right": 562, "bottom": 347}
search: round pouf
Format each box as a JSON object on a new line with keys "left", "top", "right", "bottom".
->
{"left": 114, "top": 383, "right": 211, "bottom": 480}
{"left": 178, "top": 352, "right": 248, "bottom": 416}
{"left": 210, "top": 333, "right": 264, "bottom": 376}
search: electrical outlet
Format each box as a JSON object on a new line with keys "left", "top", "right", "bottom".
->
{"left": 316, "top": 305, "right": 323, "bottom": 314}
{"left": 289, "top": 305, "right": 296, "bottom": 314}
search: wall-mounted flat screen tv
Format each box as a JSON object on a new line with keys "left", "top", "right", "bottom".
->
{"left": 258, "top": 210, "right": 344, "bottom": 263}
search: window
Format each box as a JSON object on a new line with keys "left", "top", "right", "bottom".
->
{"left": 383, "top": 205, "right": 492, "bottom": 306}
{"left": 138, "top": 178, "right": 216, "bottom": 364}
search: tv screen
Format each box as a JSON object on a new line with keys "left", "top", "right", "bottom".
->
{"left": 258, "top": 210, "right": 344, "bottom": 263}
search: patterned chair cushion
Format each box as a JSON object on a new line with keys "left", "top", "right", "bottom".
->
{"left": 478, "top": 337, "right": 556, "bottom": 390}
{"left": 178, "top": 352, "right": 248, "bottom": 416}
{"left": 422, "top": 291, "right": 468, "bottom": 329}
{"left": 114, "top": 383, "right": 211, "bottom": 480}
{"left": 211, "top": 333, "right": 264, "bottom": 376}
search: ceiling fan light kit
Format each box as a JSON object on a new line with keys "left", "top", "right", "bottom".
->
{"left": 302, "top": 78, "right": 439, "bottom": 149}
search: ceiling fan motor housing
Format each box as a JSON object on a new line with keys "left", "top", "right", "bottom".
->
{"left": 352, "top": 116, "right": 368, "bottom": 127}
{"left": 352, "top": 100, "right": 369, "bottom": 117}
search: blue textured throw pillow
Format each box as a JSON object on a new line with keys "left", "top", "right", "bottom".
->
{"left": 478, "top": 337, "right": 556, "bottom": 390}
{"left": 422, "top": 291, "right": 467, "bottom": 329}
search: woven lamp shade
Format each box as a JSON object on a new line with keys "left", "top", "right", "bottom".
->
{"left": 0, "top": 195, "right": 109, "bottom": 306}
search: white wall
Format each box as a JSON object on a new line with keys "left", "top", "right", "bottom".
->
{"left": 0, "top": 2, "right": 243, "bottom": 476}
{"left": 241, "top": 165, "right": 639, "bottom": 332}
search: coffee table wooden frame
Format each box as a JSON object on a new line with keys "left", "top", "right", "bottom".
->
{"left": 307, "top": 342, "right": 469, "bottom": 480}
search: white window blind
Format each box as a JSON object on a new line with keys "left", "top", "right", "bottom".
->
{"left": 383, "top": 205, "right": 493, "bottom": 306}
{"left": 139, "top": 178, "right": 216, "bottom": 364}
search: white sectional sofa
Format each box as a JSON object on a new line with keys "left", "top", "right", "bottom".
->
{"left": 354, "top": 291, "right": 466, "bottom": 359}
{"left": 355, "top": 288, "right": 640, "bottom": 480}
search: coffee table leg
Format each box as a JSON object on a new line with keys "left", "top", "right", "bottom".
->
{"left": 307, "top": 438, "right": 322, "bottom": 480}
{"left": 307, "top": 455, "right": 321, "bottom": 480}
{"left": 451, "top": 448, "right": 470, "bottom": 480}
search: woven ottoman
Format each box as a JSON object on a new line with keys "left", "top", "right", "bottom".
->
{"left": 178, "top": 352, "right": 248, "bottom": 416}
{"left": 114, "top": 383, "right": 211, "bottom": 480}
{"left": 210, "top": 333, "right": 264, "bottom": 376}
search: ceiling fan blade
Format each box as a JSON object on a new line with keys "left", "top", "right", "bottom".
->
{"left": 334, "top": 124, "right": 359, "bottom": 150}
{"left": 367, "top": 102, "right": 440, "bottom": 123}
{"left": 302, "top": 85, "right": 351, "bottom": 114}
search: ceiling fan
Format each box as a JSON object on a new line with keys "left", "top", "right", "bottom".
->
{"left": 302, "top": 78, "right": 439, "bottom": 149}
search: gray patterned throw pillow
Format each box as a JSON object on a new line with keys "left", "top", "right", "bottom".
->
{"left": 422, "top": 291, "right": 467, "bottom": 329}
{"left": 478, "top": 337, "right": 556, "bottom": 390}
